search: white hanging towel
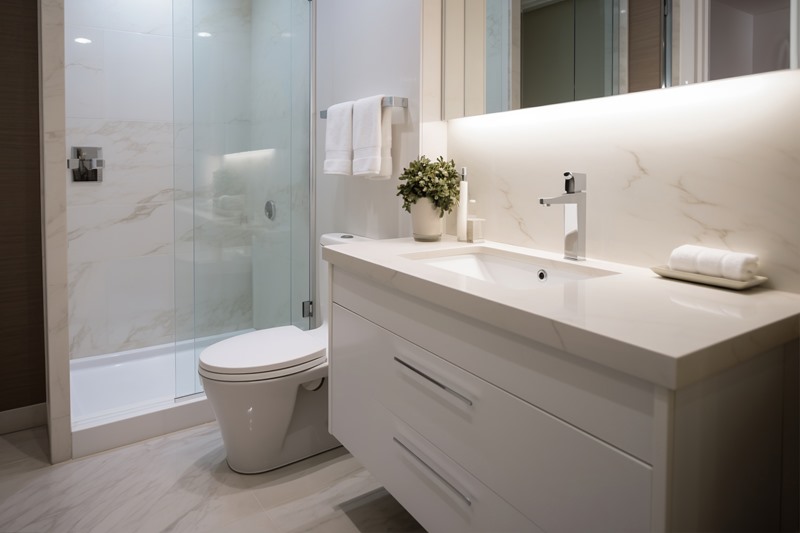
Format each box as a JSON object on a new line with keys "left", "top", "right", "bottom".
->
{"left": 323, "top": 101, "right": 354, "bottom": 175}
{"left": 352, "top": 95, "right": 392, "bottom": 180}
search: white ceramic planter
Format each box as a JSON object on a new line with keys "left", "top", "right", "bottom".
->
{"left": 410, "top": 197, "right": 443, "bottom": 241}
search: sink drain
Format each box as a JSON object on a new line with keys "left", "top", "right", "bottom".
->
{"left": 537, "top": 269, "right": 548, "bottom": 282}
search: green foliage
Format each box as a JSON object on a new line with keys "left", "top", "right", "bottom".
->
{"left": 396, "top": 156, "right": 461, "bottom": 217}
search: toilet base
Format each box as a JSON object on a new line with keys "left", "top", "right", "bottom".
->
{"left": 227, "top": 376, "right": 341, "bottom": 474}
{"left": 202, "top": 362, "right": 340, "bottom": 475}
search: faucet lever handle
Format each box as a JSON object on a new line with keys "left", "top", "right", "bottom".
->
{"left": 563, "top": 171, "right": 586, "bottom": 193}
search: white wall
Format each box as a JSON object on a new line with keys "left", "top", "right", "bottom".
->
{"left": 447, "top": 69, "right": 800, "bottom": 293}
{"left": 315, "top": 0, "right": 421, "bottom": 241}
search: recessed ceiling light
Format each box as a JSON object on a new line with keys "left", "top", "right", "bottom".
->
{"left": 197, "top": 32, "right": 212, "bottom": 38}
{"left": 74, "top": 37, "right": 92, "bottom": 44}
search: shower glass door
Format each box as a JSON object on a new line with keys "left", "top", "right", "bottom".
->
{"left": 174, "top": 0, "right": 312, "bottom": 398}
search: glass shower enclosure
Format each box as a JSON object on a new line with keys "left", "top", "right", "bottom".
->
{"left": 173, "top": 0, "right": 312, "bottom": 398}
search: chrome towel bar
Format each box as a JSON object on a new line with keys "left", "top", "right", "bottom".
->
{"left": 319, "top": 96, "right": 407, "bottom": 119}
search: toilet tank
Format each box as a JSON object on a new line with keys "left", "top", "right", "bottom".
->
{"left": 320, "top": 233, "right": 371, "bottom": 247}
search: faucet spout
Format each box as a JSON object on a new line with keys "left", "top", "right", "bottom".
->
{"left": 539, "top": 193, "right": 584, "bottom": 206}
{"left": 538, "top": 172, "right": 587, "bottom": 261}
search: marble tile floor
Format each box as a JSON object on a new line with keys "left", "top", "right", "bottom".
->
{"left": 0, "top": 423, "right": 426, "bottom": 533}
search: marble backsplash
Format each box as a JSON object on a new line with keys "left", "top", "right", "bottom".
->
{"left": 447, "top": 69, "right": 800, "bottom": 293}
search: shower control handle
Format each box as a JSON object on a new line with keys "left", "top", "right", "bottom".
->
{"left": 68, "top": 146, "right": 104, "bottom": 182}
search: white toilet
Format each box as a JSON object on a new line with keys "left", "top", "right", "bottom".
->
{"left": 199, "top": 233, "right": 368, "bottom": 474}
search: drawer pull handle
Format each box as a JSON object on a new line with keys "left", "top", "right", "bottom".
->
{"left": 393, "top": 437, "right": 472, "bottom": 507}
{"left": 394, "top": 357, "right": 473, "bottom": 407}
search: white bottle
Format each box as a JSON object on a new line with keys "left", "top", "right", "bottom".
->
{"left": 457, "top": 167, "right": 468, "bottom": 242}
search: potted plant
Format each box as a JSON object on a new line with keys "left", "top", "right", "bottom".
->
{"left": 397, "top": 155, "right": 461, "bottom": 241}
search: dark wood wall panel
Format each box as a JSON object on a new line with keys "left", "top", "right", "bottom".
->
{"left": 628, "top": 0, "right": 663, "bottom": 92}
{"left": 0, "top": 1, "right": 46, "bottom": 412}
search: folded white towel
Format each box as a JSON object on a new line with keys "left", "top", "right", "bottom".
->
{"left": 352, "top": 95, "right": 392, "bottom": 180}
{"left": 667, "top": 244, "right": 759, "bottom": 281}
{"left": 720, "top": 251, "right": 760, "bottom": 281}
{"left": 323, "top": 101, "right": 354, "bottom": 175}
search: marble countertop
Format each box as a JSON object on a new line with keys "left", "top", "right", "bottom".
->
{"left": 324, "top": 237, "right": 800, "bottom": 389}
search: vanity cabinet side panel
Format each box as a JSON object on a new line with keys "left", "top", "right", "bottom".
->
{"left": 331, "top": 268, "right": 655, "bottom": 463}
{"left": 670, "top": 346, "right": 785, "bottom": 532}
{"left": 650, "top": 386, "right": 675, "bottom": 533}
{"left": 327, "top": 303, "right": 386, "bottom": 460}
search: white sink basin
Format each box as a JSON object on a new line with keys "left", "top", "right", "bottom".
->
{"left": 404, "top": 246, "right": 618, "bottom": 289}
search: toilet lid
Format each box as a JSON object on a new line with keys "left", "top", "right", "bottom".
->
{"left": 198, "top": 325, "right": 326, "bottom": 375}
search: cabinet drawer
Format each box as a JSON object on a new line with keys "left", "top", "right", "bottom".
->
{"left": 330, "top": 305, "right": 537, "bottom": 533}
{"left": 386, "top": 418, "right": 538, "bottom": 533}
{"left": 368, "top": 309, "right": 652, "bottom": 532}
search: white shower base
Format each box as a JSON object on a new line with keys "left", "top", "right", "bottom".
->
{"left": 70, "top": 331, "right": 250, "bottom": 458}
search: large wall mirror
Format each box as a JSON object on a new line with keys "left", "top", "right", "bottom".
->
{"left": 443, "top": 0, "right": 798, "bottom": 119}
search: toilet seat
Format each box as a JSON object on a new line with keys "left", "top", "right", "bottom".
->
{"left": 198, "top": 325, "right": 326, "bottom": 383}
{"left": 199, "top": 357, "right": 326, "bottom": 383}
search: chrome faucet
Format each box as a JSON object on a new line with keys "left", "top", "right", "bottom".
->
{"left": 539, "top": 172, "right": 586, "bottom": 261}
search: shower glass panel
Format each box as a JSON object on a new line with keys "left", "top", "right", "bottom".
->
{"left": 174, "top": 0, "right": 312, "bottom": 398}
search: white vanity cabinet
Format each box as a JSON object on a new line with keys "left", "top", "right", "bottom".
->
{"left": 329, "top": 265, "right": 795, "bottom": 533}
{"left": 330, "top": 303, "right": 537, "bottom": 533}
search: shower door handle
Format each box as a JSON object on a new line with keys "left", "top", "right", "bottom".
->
{"left": 264, "top": 200, "right": 276, "bottom": 220}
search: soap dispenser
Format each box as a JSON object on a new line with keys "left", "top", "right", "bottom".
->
{"left": 457, "top": 167, "right": 468, "bottom": 241}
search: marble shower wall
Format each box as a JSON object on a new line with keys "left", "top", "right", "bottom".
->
{"left": 447, "top": 69, "right": 800, "bottom": 293}
{"left": 65, "top": 0, "right": 176, "bottom": 359}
